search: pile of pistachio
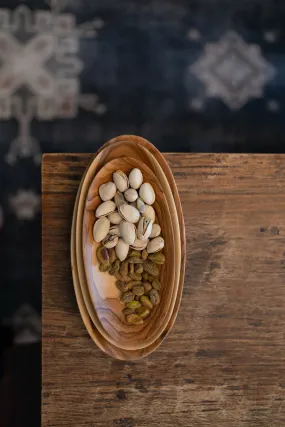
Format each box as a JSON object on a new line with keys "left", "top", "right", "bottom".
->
{"left": 93, "top": 168, "right": 165, "bottom": 324}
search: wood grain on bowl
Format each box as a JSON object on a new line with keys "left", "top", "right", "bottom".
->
{"left": 80, "top": 157, "right": 176, "bottom": 349}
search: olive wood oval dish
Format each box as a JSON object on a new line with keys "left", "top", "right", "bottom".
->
{"left": 80, "top": 157, "right": 176, "bottom": 350}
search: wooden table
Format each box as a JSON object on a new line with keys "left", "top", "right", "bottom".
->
{"left": 42, "top": 153, "right": 285, "bottom": 427}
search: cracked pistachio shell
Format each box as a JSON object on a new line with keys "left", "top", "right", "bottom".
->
{"left": 113, "top": 170, "right": 129, "bottom": 192}
{"left": 93, "top": 217, "right": 110, "bottom": 243}
{"left": 109, "top": 225, "right": 121, "bottom": 236}
{"left": 119, "top": 204, "right": 140, "bottom": 224}
{"left": 99, "top": 182, "right": 116, "bottom": 201}
{"left": 119, "top": 221, "right": 136, "bottom": 245}
{"left": 115, "top": 238, "right": 129, "bottom": 262}
{"left": 129, "top": 168, "right": 143, "bottom": 189}
{"left": 142, "top": 205, "right": 155, "bottom": 223}
{"left": 114, "top": 191, "right": 126, "bottom": 208}
{"left": 137, "top": 217, "right": 153, "bottom": 240}
{"left": 102, "top": 233, "right": 118, "bottom": 248}
{"left": 130, "top": 238, "right": 149, "bottom": 250}
{"left": 95, "top": 200, "right": 116, "bottom": 218}
{"left": 139, "top": 183, "right": 155, "bottom": 205}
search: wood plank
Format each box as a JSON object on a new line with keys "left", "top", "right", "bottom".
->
{"left": 42, "top": 154, "right": 285, "bottom": 427}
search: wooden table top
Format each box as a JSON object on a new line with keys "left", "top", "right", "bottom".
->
{"left": 42, "top": 153, "right": 285, "bottom": 427}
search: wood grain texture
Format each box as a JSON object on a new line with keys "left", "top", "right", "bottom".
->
{"left": 80, "top": 156, "right": 176, "bottom": 349}
{"left": 43, "top": 153, "right": 285, "bottom": 427}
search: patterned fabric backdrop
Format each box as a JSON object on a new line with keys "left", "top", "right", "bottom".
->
{"left": 0, "top": 0, "right": 285, "bottom": 344}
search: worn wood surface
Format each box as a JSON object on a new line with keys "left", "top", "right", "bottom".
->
{"left": 42, "top": 153, "right": 285, "bottom": 427}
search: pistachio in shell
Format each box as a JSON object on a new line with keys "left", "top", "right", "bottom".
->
{"left": 140, "top": 295, "right": 153, "bottom": 310}
{"left": 136, "top": 197, "right": 146, "bottom": 214}
{"left": 122, "top": 307, "right": 135, "bottom": 315}
{"left": 136, "top": 306, "right": 150, "bottom": 319}
{"left": 132, "top": 285, "right": 144, "bottom": 296}
{"left": 149, "top": 289, "right": 160, "bottom": 305}
{"left": 108, "top": 211, "right": 123, "bottom": 225}
{"left": 126, "top": 314, "right": 143, "bottom": 324}
{"left": 139, "top": 182, "right": 155, "bottom": 205}
{"left": 147, "top": 236, "right": 164, "bottom": 254}
{"left": 102, "top": 233, "right": 118, "bottom": 249}
{"left": 127, "top": 300, "right": 141, "bottom": 309}
{"left": 99, "top": 182, "right": 116, "bottom": 201}
{"left": 113, "top": 170, "right": 129, "bottom": 192}
{"left": 115, "top": 238, "right": 129, "bottom": 262}
{"left": 116, "top": 281, "right": 129, "bottom": 292}
{"left": 97, "top": 246, "right": 109, "bottom": 266}
{"left": 129, "top": 168, "right": 143, "bottom": 190}
{"left": 93, "top": 217, "right": 110, "bottom": 243}
{"left": 95, "top": 200, "right": 116, "bottom": 218}
{"left": 148, "top": 252, "right": 165, "bottom": 264}
{"left": 120, "top": 291, "right": 135, "bottom": 303}
{"left": 114, "top": 191, "right": 126, "bottom": 208}
{"left": 137, "top": 217, "right": 153, "bottom": 241}
{"left": 119, "top": 220, "right": 136, "bottom": 245}
{"left": 152, "top": 278, "right": 161, "bottom": 291}
{"left": 119, "top": 204, "right": 140, "bottom": 224}
{"left": 142, "top": 205, "right": 155, "bottom": 223}
{"left": 124, "top": 188, "right": 138, "bottom": 202}
{"left": 130, "top": 238, "right": 149, "bottom": 250}
{"left": 143, "top": 260, "right": 159, "bottom": 276}
{"left": 149, "top": 223, "right": 161, "bottom": 238}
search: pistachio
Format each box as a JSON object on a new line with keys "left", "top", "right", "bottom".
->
{"left": 126, "top": 314, "right": 143, "bottom": 324}
{"left": 142, "top": 205, "right": 155, "bottom": 223}
{"left": 113, "top": 170, "right": 129, "bottom": 192}
{"left": 142, "top": 249, "right": 148, "bottom": 261}
{"left": 135, "top": 264, "right": 143, "bottom": 274}
{"left": 136, "top": 198, "right": 146, "bottom": 214}
{"left": 149, "top": 289, "right": 160, "bottom": 305}
{"left": 115, "top": 238, "right": 129, "bottom": 262}
{"left": 139, "top": 183, "right": 155, "bottom": 205}
{"left": 128, "top": 280, "right": 142, "bottom": 290}
{"left": 102, "top": 233, "right": 118, "bottom": 248}
{"left": 128, "top": 272, "right": 142, "bottom": 281}
{"left": 108, "top": 211, "right": 123, "bottom": 225}
{"left": 93, "top": 217, "right": 110, "bottom": 243}
{"left": 95, "top": 200, "right": 116, "bottom": 218}
{"left": 115, "top": 272, "right": 132, "bottom": 282}
{"left": 129, "top": 250, "right": 141, "bottom": 258}
{"left": 147, "top": 236, "right": 164, "bottom": 254}
{"left": 124, "top": 188, "right": 138, "bottom": 202}
{"left": 129, "top": 168, "right": 143, "bottom": 189}
{"left": 99, "top": 263, "right": 111, "bottom": 272}
{"left": 148, "top": 275, "right": 155, "bottom": 282}
{"left": 123, "top": 307, "right": 135, "bottom": 315}
{"left": 127, "top": 256, "right": 144, "bottom": 264}
{"left": 119, "top": 221, "right": 136, "bottom": 245}
{"left": 99, "top": 182, "right": 116, "bottom": 201}
{"left": 136, "top": 306, "right": 150, "bottom": 319}
{"left": 137, "top": 217, "right": 153, "bottom": 240}
{"left": 120, "top": 291, "right": 135, "bottom": 303}
{"left": 148, "top": 252, "right": 165, "bottom": 264}
{"left": 149, "top": 223, "right": 161, "bottom": 238}
{"left": 140, "top": 295, "right": 153, "bottom": 310}
{"left": 132, "top": 285, "right": 144, "bottom": 296}
{"left": 135, "top": 295, "right": 140, "bottom": 301}
{"left": 143, "top": 260, "right": 159, "bottom": 276}
{"left": 119, "top": 260, "right": 129, "bottom": 277}
{"left": 130, "top": 238, "right": 149, "bottom": 250}
{"left": 116, "top": 281, "right": 129, "bottom": 292}
{"left": 109, "top": 225, "right": 121, "bottom": 237}
{"left": 143, "top": 282, "right": 152, "bottom": 294}
{"left": 152, "top": 278, "right": 161, "bottom": 291}
{"left": 119, "top": 204, "right": 140, "bottom": 224}
{"left": 142, "top": 272, "right": 149, "bottom": 281}
{"left": 109, "top": 259, "right": 121, "bottom": 275}
{"left": 129, "top": 263, "right": 134, "bottom": 275}
{"left": 108, "top": 248, "right": 117, "bottom": 264}
{"left": 97, "top": 246, "right": 109, "bottom": 265}
{"left": 127, "top": 301, "right": 141, "bottom": 309}
{"left": 114, "top": 191, "right": 126, "bottom": 208}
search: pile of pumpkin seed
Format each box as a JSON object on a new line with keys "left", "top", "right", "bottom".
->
{"left": 97, "top": 245, "right": 165, "bottom": 324}
{"left": 93, "top": 168, "right": 165, "bottom": 324}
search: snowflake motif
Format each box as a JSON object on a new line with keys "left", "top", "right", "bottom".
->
{"left": 0, "top": 4, "right": 106, "bottom": 164}
{"left": 9, "top": 189, "right": 41, "bottom": 220}
{"left": 190, "top": 31, "right": 276, "bottom": 110}
{"left": 13, "top": 304, "right": 41, "bottom": 344}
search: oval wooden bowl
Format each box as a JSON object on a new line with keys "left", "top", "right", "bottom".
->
{"left": 71, "top": 135, "right": 186, "bottom": 359}
{"left": 81, "top": 157, "right": 176, "bottom": 349}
